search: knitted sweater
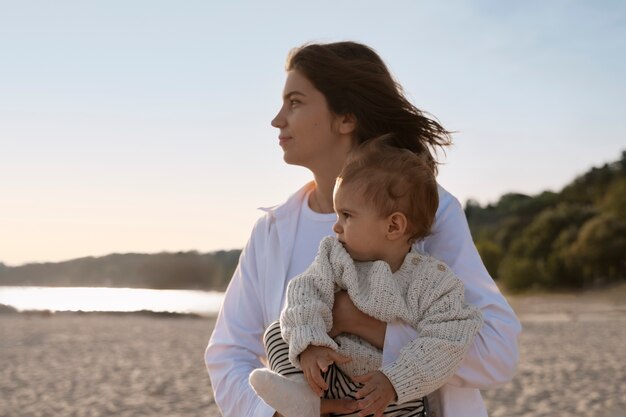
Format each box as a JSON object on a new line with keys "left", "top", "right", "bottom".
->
{"left": 280, "top": 236, "right": 484, "bottom": 403}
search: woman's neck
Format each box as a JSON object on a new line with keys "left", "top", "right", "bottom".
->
{"left": 308, "top": 138, "right": 354, "bottom": 214}
{"left": 310, "top": 174, "right": 336, "bottom": 214}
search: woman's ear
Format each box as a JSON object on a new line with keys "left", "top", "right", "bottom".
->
{"left": 386, "top": 212, "right": 408, "bottom": 240}
{"left": 337, "top": 113, "right": 357, "bottom": 135}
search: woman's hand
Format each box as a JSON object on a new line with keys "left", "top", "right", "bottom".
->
{"left": 330, "top": 291, "right": 387, "bottom": 349}
{"left": 352, "top": 371, "right": 397, "bottom": 417}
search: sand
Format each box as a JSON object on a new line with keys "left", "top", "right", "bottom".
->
{"left": 482, "top": 286, "right": 626, "bottom": 417}
{"left": 1, "top": 286, "right": 625, "bottom": 417}
{"left": 0, "top": 313, "right": 218, "bottom": 417}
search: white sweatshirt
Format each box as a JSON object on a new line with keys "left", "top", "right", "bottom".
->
{"left": 205, "top": 182, "right": 521, "bottom": 417}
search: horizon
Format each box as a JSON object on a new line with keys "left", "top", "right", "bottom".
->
{"left": 2, "top": 148, "right": 624, "bottom": 268}
{"left": 2, "top": 1, "right": 625, "bottom": 266}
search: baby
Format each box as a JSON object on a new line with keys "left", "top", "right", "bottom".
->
{"left": 250, "top": 135, "right": 483, "bottom": 417}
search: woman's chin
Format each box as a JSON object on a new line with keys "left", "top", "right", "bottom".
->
{"left": 282, "top": 153, "right": 308, "bottom": 168}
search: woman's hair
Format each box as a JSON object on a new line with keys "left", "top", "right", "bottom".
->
{"left": 337, "top": 134, "right": 439, "bottom": 243}
{"left": 286, "top": 41, "right": 452, "bottom": 174}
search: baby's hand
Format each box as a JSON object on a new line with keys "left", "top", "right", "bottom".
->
{"left": 299, "top": 345, "right": 351, "bottom": 396}
{"left": 352, "top": 371, "right": 397, "bottom": 417}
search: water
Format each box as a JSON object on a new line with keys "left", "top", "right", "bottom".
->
{"left": 0, "top": 286, "right": 224, "bottom": 316}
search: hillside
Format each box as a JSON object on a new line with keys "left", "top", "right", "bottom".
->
{"left": 466, "top": 151, "right": 626, "bottom": 292}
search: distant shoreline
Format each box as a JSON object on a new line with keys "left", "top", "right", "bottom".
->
{"left": 0, "top": 304, "right": 212, "bottom": 319}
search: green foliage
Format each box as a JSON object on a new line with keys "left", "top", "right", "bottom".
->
{"left": 566, "top": 214, "right": 626, "bottom": 286}
{"left": 601, "top": 178, "right": 626, "bottom": 218}
{"left": 507, "top": 204, "right": 595, "bottom": 258}
{"left": 468, "top": 150, "right": 626, "bottom": 292}
{"left": 497, "top": 257, "right": 547, "bottom": 292}
{"left": 474, "top": 240, "right": 503, "bottom": 278}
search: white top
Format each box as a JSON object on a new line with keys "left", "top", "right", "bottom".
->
{"left": 285, "top": 190, "right": 336, "bottom": 280}
{"left": 282, "top": 236, "right": 484, "bottom": 403}
{"left": 205, "top": 182, "right": 522, "bottom": 417}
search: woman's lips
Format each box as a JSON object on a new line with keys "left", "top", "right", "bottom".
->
{"left": 279, "top": 136, "right": 292, "bottom": 146}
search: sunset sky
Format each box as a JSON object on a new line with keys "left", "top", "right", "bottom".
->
{"left": 2, "top": 1, "right": 625, "bottom": 266}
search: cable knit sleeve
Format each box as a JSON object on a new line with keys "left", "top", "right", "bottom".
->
{"left": 380, "top": 256, "right": 484, "bottom": 403}
{"left": 280, "top": 236, "right": 353, "bottom": 368}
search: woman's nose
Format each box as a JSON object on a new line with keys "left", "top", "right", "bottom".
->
{"left": 271, "top": 107, "right": 286, "bottom": 128}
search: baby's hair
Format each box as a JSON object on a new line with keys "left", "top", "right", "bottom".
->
{"left": 337, "top": 134, "right": 439, "bottom": 243}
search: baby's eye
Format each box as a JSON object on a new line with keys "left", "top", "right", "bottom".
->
{"left": 342, "top": 212, "right": 351, "bottom": 219}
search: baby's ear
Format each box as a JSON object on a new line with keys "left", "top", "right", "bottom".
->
{"left": 386, "top": 212, "right": 408, "bottom": 240}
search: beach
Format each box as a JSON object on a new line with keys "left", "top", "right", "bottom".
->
{"left": 484, "top": 286, "right": 626, "bottom": 417}
{"left": 1, "top": 286, "right": 625, "bottom": 417}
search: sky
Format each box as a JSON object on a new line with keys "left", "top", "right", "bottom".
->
{"left": 1, "top": 0, "right": 625, "bottom": 266}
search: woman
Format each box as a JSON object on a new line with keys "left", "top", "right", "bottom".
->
{"left": 205, "top": 41, "right": 521, "bottom": 417}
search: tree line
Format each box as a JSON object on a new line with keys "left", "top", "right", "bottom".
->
{"left": 0, "top": 250, "right": 240, "bottom": 291}
{"left": 466, "top": 151, "right": 626, "bottom": 292}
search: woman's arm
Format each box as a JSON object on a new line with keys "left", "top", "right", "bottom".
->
{"left": 420, "top": 188, "right": 521, "bottom": 388}
{"left": 329, "top": 290, "right": 386, "bottom": 348}
{"left": 204, "top": 221, "right": 276, "bottom": 417}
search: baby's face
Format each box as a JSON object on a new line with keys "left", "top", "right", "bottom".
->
{"left": 332, "top": 182, "right": 389, "bottom": 262}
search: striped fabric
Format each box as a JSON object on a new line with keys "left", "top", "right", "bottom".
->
{"left": 263, "top": 322, "right": 428, "bottom": 417}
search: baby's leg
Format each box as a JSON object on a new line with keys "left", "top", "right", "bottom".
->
{"left": 249, "top": 321, "right": 320, "bottom": 417}
{"left": 323, "top": 366, "right": 428, "bottom": 417}
{"left": 264, "top": 320, "right": 302, "bottom": 376}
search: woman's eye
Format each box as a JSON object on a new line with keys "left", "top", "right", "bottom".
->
{"left": 289, "top": 99, "right": 300, "bottom": 107}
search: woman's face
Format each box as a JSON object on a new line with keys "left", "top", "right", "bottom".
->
{"left": 271, "top": 70, "right": 352, "bottom": 172}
